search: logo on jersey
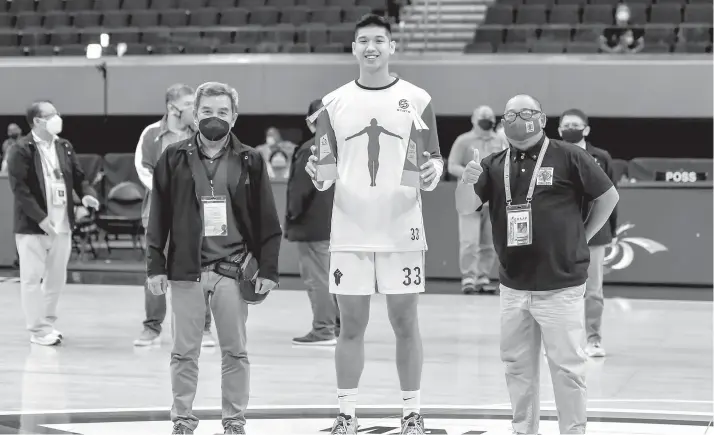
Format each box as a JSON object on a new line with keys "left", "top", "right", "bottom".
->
{"left": 397, "top": 99, "right": 410, "bottom": 113}
{"left": 333, "top": 269, "right": 343, "bottom": 286}
{"left": 345, "top": 119, "right": 403, "bottom": 187}
{"left": 536, "top": 168, "right": 553, "bottom": 186}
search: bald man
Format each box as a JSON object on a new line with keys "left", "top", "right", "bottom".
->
{"left": 456, "top": 95, "right": 619, "bottom": 434}
{"left": 448, "top": 106, "right": 507, "bottom": 294}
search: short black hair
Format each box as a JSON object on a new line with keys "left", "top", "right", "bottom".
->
{"left": 26, "top": 100, "right": 52, "bottom": 127}
{"left": 354, "top": 14, "right": 392, "bottom": 38}
{"left": 307, "top": 99, "right": 323, "bottom": 118}
{"left": 560, "top": 108, "right": 589, "bottom": 125}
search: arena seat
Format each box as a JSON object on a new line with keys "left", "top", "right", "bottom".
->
{"left": 468, "top": 0, "right": 713, "bottom": 54}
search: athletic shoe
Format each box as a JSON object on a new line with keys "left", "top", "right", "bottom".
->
{"left": 585, "top": 341, "right": 607, "bottom": 357}
{"left": 223, "top": 422, "right": 246, "bottom": 434}
{"left": 134, "top": 329, "right": 161, "bottom": 346}
{"left": 330, "top": 414, "right": 357, "bottom": 435}
{"left": 30, "top": 334, "right": 60, "bottom": 346}
{"left": 462, "top": 279, "right": 477, "bottom": 295}
{"left": 401, "top": 412, "right": 425, "bottom": 435}
{"left": 171, "top": 423, "right": 193, "bottom": 434}
{"left": 50, "top": 329, "right": 63, "bottom": 339}
{"left": 292, "top": 332, "right": 337, "bottom": 346}
{"left": 202, "top": 330, "right": 217, "bottom": 347}
{"left": 475, "top": 276, "right": 490, "bottom": 287}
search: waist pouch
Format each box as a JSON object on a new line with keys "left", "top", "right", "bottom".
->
{"left": 213, "top": 250, "right": 267, "bottom": 305}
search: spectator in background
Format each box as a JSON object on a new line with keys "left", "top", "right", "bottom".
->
{"left": 1, "top": 123, "right": 23, "bottom": 172}
{"left": 256, "top": 127, "right": 297, "bottom": 180}
{"left": 558, "top": 108, "right": 617, "bottom": 358}
{"left": 8, "top": 101, "right": 100, "bottom": 346}
{"left": 448, "top": 106, "right": 507, "bottom": 294}
{"left": 599, "top": 4, "right": 644, "bottom": 54}
{"left": 133, "top": 83, "right": 216, "bottom": 348}
{"left": 286, "top": 99, "right": 340, "bottom": 346}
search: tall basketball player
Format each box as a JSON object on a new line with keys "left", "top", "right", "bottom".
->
{"left": 305, "top": 14, "right": 443, "bottom": 435}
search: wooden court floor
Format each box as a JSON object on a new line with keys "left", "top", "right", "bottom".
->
{"left": 0, "top": 282, "right": 711, "bottom": 422}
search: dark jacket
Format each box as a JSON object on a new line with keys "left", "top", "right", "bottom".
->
{"left": 146, "top": 133, "right": 282, "bottom": 283}
{"left": 584, "top": 142, "right": 618, "bottom": 247}
{"left": 285, "top": 137, "right": 334, "bottom": 242}
{"left": 7, "top": 134, "right": 96, "bottom": 234}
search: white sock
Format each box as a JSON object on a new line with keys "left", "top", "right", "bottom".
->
{"left": 337, "top": 388, "right": 358, "bottom": 418}
{"left": 402, "top": 390, "right": 420, "bottom": 417}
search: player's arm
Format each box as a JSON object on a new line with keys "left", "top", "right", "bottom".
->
{"left": 420, "top": 99, "right": 443, "bottom": 191}
{"left": 135, "top": 125, "right": 156, "bottom": 191}
{"left": 307, "top": 98, "right": 337, "bottom": 192}
{"left": 447, "top": 135, "right": 467, "bottom": 179}
{"left": 601, "top": 150, "right": 618, "bottom": 239}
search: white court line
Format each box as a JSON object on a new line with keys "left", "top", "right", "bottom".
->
{"left": 1, "top": 404, "right": 710, "bottom": 417}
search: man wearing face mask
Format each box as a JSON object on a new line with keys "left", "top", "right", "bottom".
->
{"left": 256, "top": 127, "right": 296, "bottom": 180}
{"left": 448, "top": 106, "right": 507, "bottom": 294}
{"left": 455, "top": 95, "right": 619, "bottom": 435}
{"left": 133, "top": 83, "right": 216, "bottom": 348}
{"left": 145, "top": 82, "right": 281, "bottom": 435}
{"left": 559, "top": 108, "right": 617, "bottom": 359}
{"left": 1, "top": 123, "right": 23, "bottom": 173}
{"left": 7, "top": 101, "right": 100, "bottom": 346}
{"left": 599, "top": 3, "right": 644, "bottom": 54}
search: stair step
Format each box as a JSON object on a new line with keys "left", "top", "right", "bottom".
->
{"left": 402, "top": 14, "right": 484, "bottom": 23}
{"left": 405, "top": 4, "right": 487, "bottom": 13}
{"left": 403, "top": 41, "right": 467, "bottom": 51}
{"left": 401, "top": 23, "right": 478, "bottom": 31}
{"left": 411, "top": 0, "right": 491, "bottom": 4}
{"left": 401, "top": 31, "right": 474, "bottom": 40}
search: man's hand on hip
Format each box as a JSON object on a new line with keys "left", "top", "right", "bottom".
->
{"left": 38, "top": 217, "right": 57, "bottom": 236}
{"left": 147, "top": 274, "right": 168, "bottom": 295}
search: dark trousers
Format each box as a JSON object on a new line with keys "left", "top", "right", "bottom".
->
{"left": 297, "top": 240, "right": 339, "bottom": 338}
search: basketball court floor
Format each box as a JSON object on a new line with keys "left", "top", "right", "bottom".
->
{"left": 0, "top": 279, "right": 711, "bottom": 434}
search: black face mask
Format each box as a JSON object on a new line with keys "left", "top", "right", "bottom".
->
{"left": 198, "top": 117, "right": 231, "bottom": 141}
{"left": 8, "top": 133, "right": 19, "bottom": 139}
{"left": 477, "top": 119, "right": 494, "bottom": 131}
{"left": 560, "top": 128, "right": 585, "bottom": 144}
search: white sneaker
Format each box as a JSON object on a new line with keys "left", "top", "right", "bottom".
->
{"left": 133, "top": 329, "right": 161, "bottom": 346}
{"left": 201, "top": 330, "right": 216, "bottom": 347}
{"left": 51, "top": 329, "right": 63, "bottom": 339}
{"left": 30, "top": 334, "right": 61, "bottom": 346}
{"left": 585, "top": 341, "right": 607, "bottom": 357}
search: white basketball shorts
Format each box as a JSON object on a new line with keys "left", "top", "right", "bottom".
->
{"left": 328, "top": 251, "right": 426, "bottom": 295}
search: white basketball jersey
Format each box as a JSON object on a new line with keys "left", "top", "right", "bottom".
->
{"left": 312, "top": 79, "right": 441, "bottom": 252}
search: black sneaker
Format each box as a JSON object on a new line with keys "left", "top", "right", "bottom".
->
{"left": 330, "top": 413, "right": 357, "bottom": 434}
{"left": 171, "top": 423, "right": 193, "bottom": 434}
{"left": 292, "top": 332, "right": 337, "bottom": 346}
{"left": 401, "top": 412, "right": 425, "bottom": 435}
{"left": 223, "top": 422, "right": 246, "bottom": 434}
{"left": 462, "top": 282, "right": 477, "bottom": 295}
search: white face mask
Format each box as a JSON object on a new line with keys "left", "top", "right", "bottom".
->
{"left": 44, "top": 115, "right": 63, "bottom": 136}
{"left": 616, "top": 12, "right": 630, "bottom": 22}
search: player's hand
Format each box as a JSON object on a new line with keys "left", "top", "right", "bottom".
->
{"left": 81, "top": 195, "right": 100, "bottom": 210}
{"left": 147, "top": 274, "right": 168, "bottom": 296}
{"left": 305, "top": 145, "right": 318, "bottom": 178}
{"left": 255, "top": 277, "right": 277, "bottom": 295}
{"left": 419, "top": 151, "right": 438, "bottom": 185}
{"left": 461, "top": 149, "right": 483, "bottom": 184}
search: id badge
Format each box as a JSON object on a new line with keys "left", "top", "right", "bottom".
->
{"left": 51, "top": 182, "right": 66, "bottom": 206}
{"left": 201, "top": 195, "right": 228, "bottom": 237}
{"left": 506, "top": 204, "right": 532, "bottom": 247}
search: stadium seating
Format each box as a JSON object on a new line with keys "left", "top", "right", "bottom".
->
{"left": 466, "top": 0, "right": 713, "bottom": 54}
{"left": 0, "top": 0, "right": 386, "bottom": 55}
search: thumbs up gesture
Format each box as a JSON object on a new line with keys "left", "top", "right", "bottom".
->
{"left": 461, "top": 148, "right": 483, "bottom": 184}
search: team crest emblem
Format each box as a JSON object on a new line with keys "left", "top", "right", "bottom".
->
{"left": 536, "top": 167, "right": 553, "bottom": 185}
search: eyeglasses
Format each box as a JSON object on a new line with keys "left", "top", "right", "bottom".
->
{"left": 503, "top": 109, "right": 542, "bottom": 123}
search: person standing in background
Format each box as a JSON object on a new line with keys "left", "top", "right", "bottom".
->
{"left": 256, "top": 127, "right": 297, "bottom": 180}
{"left": 133, "top": 83, "right": 216, "bottom": 348}
{"left": 558, "top": 108, "right": 617, "bottom": 358}
{"left": 1, "top": 123, "right": 23, "bottom": 172}
{"left": 7, "top": 101, "right": 100, "bottom": 346}
{"left": 286, "top": 99, "right": 340, "bottom": 346}
{"left": 448, "top": 106, "right": 507, "bottom": 294}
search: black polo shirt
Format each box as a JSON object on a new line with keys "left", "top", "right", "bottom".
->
{"left": 583, "top": 143, "right": 618, "bottom": 247}
{"left": 473, "top": 136, "right": 614, "bottom": 291}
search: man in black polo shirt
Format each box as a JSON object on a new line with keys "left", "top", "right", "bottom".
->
{"left": 455, "top": 95, "right": 619, "bottom": 435}
{"left": 559, "top": 108, "right": 618, "bottom": 358}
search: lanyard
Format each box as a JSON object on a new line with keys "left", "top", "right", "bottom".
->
{"left": 37, "top": 143, "right": 62, "bottom": 181}
{"left": 201, "top": 149, "right": 225, "bottom": 197}
{"left": 504, "top": 138, "right": 549, "bottom": 206}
